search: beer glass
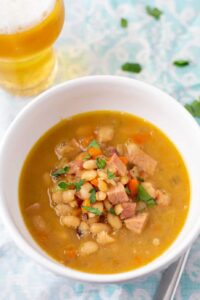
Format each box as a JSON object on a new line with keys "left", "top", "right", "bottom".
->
{"left": 0, "top": 0, "right": 64, "bottom": 95}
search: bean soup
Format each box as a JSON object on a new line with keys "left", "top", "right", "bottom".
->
{"left": 19, "top": 111, "right": 190, "bottom": 274}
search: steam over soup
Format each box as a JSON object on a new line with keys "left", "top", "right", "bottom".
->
{"left": 19, "top": 111, "right": 190, "bottom": 274}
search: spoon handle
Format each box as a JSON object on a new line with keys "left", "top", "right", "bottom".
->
{"left": 154, "top": 248, "right": 191, "bottom": 300}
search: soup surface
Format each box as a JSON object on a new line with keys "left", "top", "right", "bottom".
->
{"left": 19, "top": 111, "right": 190, "bottom": 274}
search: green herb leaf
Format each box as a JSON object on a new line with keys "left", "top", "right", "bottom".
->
{"left": 121, "top": 63, "right": 142, "bottom": 74}
{"left": 125, "top": 187, "right": 131, "bottom": 195}
{"left": 137, "top": 176, "right": 145, "bottom": 182}
{"left": 96, "top": 157, "right": 106, "bottom": 169}
{"left": 137, "top": 184, "right": 156, "bottom": 207}
{"left": 173, "top": 60, "right": 190, "bottom": 67}
{"left": 88, "top": 139, "right": 100, "bottom": 149}
{"left": 146, "top": 6, "right": 163, "bottom": 20}
{"left": 74, "top": 179, "right": 85, "bottom": 191}
{"left": 185, "top": 100, "right": 200, "bottom": 118}
{"left": 120, "top": 18, "right": 128, "bottom": 28}
{"left": 52, "top": 166, "right": 69, "bottom": 177}
{"left": 89, "top": 188, "right": 96, "bottom": 204}
{"left": 83, "top": 154, "right": 91, "bottom": 161}
{"left": 58, "top": 179, "right": 84, "bottom": 191}
{"left": 58, "top": 181, "right": 69, "bottom": 190}
{"left": 81, "top": 206, "right": 102, "bottom": 216}
{"left": 108, "top": 207, "right": 116, "bottom": 215}
{"left": 107, "top": 169, "right": 115, "bottom": 180}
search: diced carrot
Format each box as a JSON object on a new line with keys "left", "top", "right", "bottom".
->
{"left": 90, "top": 178, "right": 98, "bottom": 187}
{"left": 119, "top": 156, "right": 128, "bottom": 165}
{"left": 132, "top": 132, "right": 151, "bottom": 144}
{"left": 88, "top": 147, "right": 102, "bottom": 158}
{"left": 80, "top": 135, "right": 95, "bottom": 148}
{"left": 128, "top": 179, "right": 139, "bottom": 196}
{"left": 65, "top": 248, "right": 77, "bottom": 259}
{"left": 82, "top": 199, "right": 90, "bottom": 211}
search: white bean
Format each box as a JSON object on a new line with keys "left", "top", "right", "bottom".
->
{"left": 81, "top": 170, "right": 97, "bottom": 181}
{"left": 120, "top": 176, "right": 129, "bottom": 185}
{"left": 142, "top": 182, "right": 156, "bottom": 198}
{"left": 96, "top": 231, "right": 115, "bottom": 245}
{"left": 87, "top": 216, "right": 99, "bottom": 224}
{"left": 107, "top": 213, "right": 122, "bottom": 230}
{"left": 80, "top": 183, "right": 93, "bottom": 200}
{"left": 104, "top": 200, "right": 112, "bottom": 210}
{"left": 77, "top": 221, "right": 89, "bottom": 237}
{"left": 92, "top": 202, "right": 104, "bottom": 213}
{"left": 96, "top": 191, "right": 107, "bottom": 201}
{"left": 69, "top": 200, "right": 78, "bottom": 208}
{"left": 62, "top": 190, "right": 75, "bottom": 203}
{"left": 55, "top": 204, "right": 72, "bottom": 216}
{"left": 52, "top": 191, "right": 63, "bottom": 204}
{"left": 60, "top": 215, "right": 80, "bottom": 228}
{"left": 79, "top": 241, "right": 99, "bottom": 256}
{"left": 114, "top": 204, "right": 123, "bottom": 215}
{"left": 90, "top": 223, "right": 111, "bottom": 234}
{"left": 83, "top": 160, "right": 97, "bottom": 170}
{"left": 97, "top": 170, "right": 107, "bottom": 180}
{"left": 98, "top": 179, "right": 108, "bottom": 192}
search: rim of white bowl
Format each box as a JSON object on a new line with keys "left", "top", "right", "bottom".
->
{"left": 0, "top": 75, "right": 200, "bottom": 283}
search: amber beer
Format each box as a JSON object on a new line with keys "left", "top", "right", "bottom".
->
{"left": 0, "top": 0, "right": 64, "bottom": 95}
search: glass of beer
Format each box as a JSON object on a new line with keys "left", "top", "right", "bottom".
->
{"left": 0, "top": 0, "right": 65, "bottom": 96}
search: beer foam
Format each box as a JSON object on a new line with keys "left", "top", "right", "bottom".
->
{"left": 0, "top": 0, "right": 56, "bottom": 34}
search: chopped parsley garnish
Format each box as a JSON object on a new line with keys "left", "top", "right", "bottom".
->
{"left": 81, "top": 206, "right": 102, "bottom": 216}
{"left": 121, "top": 62, "right": 142, "bottom": 74}
{"left": 120, "top": 18, "right": 128, "bottom": 28}
{"left": 146, "top": 6, "right": 163, "bottom": 20}
{"left": 52, "top": 166, "right": 69, "bottom": 178}
{"left": 74, "top": 179, "right": 85, "bottom": 191}
{"left": 58, "top": 181, "right": 69, "bottom": 190}
{"left": 173, "top": 60, "right": 190, "bottom": 67}
{"left": 137, "top": 176, "right": 145, "bottom": 182}
{"left": 107, "top": 169, "right": 115, "bottom": 180}
{"left": 88, "top": 139, "right": 100, "bottom": 149}
{"left": 185, "top": 100, "right": 200, "bottom": 118}
{"left": 89, "top": 188, "right": 96, "bottom": 204}
{"left": 58, "top": 179, "right": 84, "bottom": 191}
{"left": 137, "top": 184, "right": 156, "bottom": 207}
{"left": 125, "top": 187, "right": 131, "bottom": 195}
{"left": 96, "top": 157, "right": 106, "bottom": 169}
{"left": 83, "top": 153, "right": 91, "bottom": 161}
{"left": 108, "top": 207, "right": 116, "bottom": 215}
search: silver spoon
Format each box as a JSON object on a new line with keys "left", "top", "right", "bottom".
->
{"left": 154, "top": 248, "right": 191, "bottom": 300}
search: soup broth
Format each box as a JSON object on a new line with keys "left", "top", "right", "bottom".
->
{"left": 19, "top": 111, "right": 190, "bottom": 274}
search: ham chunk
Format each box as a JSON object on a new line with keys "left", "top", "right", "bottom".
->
{"left": 156, "top": 190, "right": 171, "bottom": 206}
{"left": 97, "top": 126, "right": 114, "bottom": 143}
{"left": 107, "top": 183, "right": 129, "bottom": 205}
{"left": 108, "top": 153, "right": 127, "bottom": 176}
{"left": 125, "top": 212, "right": 149, "bottom": 234}
{"left": 55, "top": 139, "right": 81, "bottom": 159}
{"left": 68, "top": 160, "right": 83, "bottom": 174}
{"left": 120, "top": 202, "right": 136, "bottom": 219}
{"left": 125, "top": 143, "right": 157, "bottom": 176}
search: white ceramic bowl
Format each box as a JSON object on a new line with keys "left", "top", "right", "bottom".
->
{"left": 0, "top": 76, "right": 200, "bottom": 283}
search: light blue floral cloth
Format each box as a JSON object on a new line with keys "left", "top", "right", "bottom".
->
{"left": 0, "top": 0, "right": 200, "bottom": 299}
